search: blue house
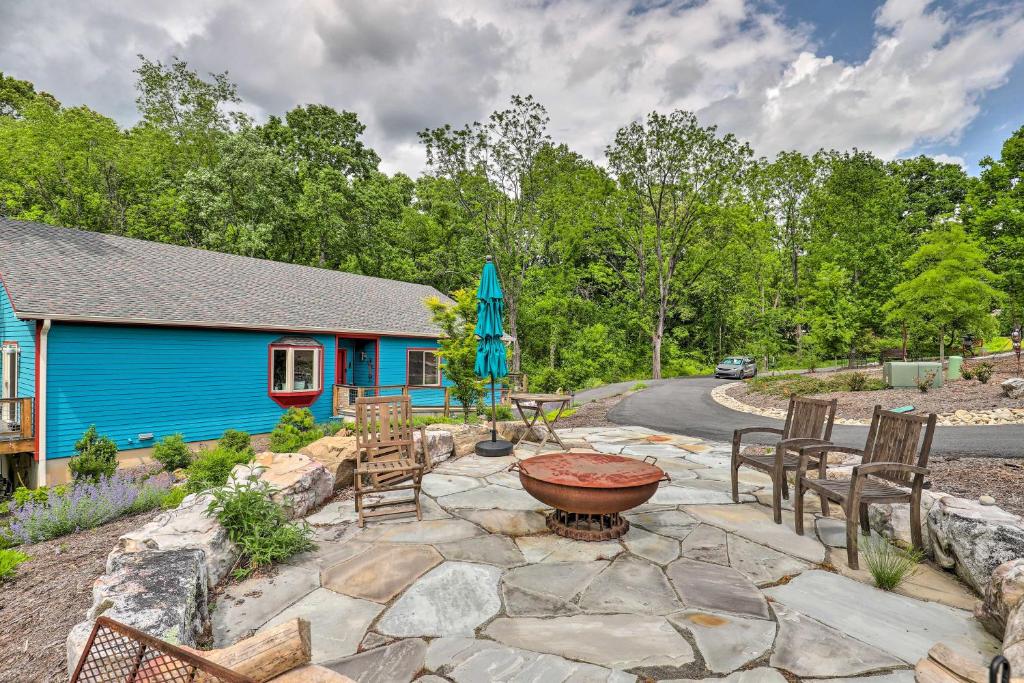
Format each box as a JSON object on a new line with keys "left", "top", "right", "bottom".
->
{"left": 0, "top": 219, "right": 454, "bottom": 487}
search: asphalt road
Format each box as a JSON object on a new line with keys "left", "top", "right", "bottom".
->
{"left": 605, "top": 376, "right": 1024, "bottom": 457}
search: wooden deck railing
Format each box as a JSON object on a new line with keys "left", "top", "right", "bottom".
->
{"left": 0, "top": 397, "right": 34, "bottom": 455}
{"left": 331, "top": 384, "right": 512, "bottom": 417}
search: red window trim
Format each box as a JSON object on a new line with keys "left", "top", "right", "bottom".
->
{"left": 406, "top": 347, "right": 442, "bottom": 387}
{"left": 268, "top": 342, "right": 325, "bottom": 408}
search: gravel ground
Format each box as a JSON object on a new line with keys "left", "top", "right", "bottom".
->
{"left": 729, "top": 356, "right": 1024, "bottom": 420}
{"left": 558, "top": 393, "right": 626, "bottom": 429}
{"left": 0, "top": 511, "right": 160, "bottom": 683}
{"left": 929, "top": 456, "right": 1024, "bottom": 516}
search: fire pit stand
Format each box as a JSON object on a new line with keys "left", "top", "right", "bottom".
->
{"left": 511, "top": 452, "right": 669, "bottom": 541}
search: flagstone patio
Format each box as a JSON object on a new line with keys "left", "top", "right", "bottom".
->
{"left": 210, "top": 425, "right": 1000, "bottom": 682}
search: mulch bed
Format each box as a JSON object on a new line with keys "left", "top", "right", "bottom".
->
{"left": 0, "top": 510, "right": 160, "bottom": 683}
{"left": 729, "top": 356, "right": 1024, "bottom": 420}
{"left": 929, "top": 457, "right": 1024, "bottom": 517}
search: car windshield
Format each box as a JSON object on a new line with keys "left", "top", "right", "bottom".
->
{"left": 721, "top": 358, "right": 744, "bottom": 365}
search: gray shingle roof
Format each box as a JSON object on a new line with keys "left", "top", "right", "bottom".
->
{"left": 0, "top": 219, "right": 447, "bottom": 337}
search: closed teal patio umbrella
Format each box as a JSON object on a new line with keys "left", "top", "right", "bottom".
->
{"left": 474, "top": 256, "right": 513, "bottom": 457}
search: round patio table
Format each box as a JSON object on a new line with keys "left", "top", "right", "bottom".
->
{"left": 509, "top": 392, "right": 573, "bottom": 451}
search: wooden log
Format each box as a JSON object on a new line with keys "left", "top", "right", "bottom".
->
{"left": 194, "top": 618, "right": 311, "bottom": 682}
{"left": 268, "top": 665, "right": 356, "bottom": 682}
{"left": 915, "top": 643, "right": 1024, "bottom": 683}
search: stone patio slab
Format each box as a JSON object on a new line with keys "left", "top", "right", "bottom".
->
{"left": 437, "top": 484, "right": 550, "bottom": 512}
{"left": 623, "top": 526, "right": 681, "bottom": 565}
{"left": 826, "top": 549, "right": 979, "bottom": 611}
{"left": 667, "top": 610, "right": 776, "bottom": 673}
{"left": 425, "top": 637, "right": 503, "bottom": 672}
{"left": 421, "top": 473, "right": 485, "bottom": 498}
{"left": 260, "top": 588, "right": 382, "bottom": 663}
{"left": 678, "top": 524, "right": 728, "bottom": 565}
{"left": 816, "top": 516, "right": 849, "bottom": 547}
{"left": 448, "top": 642, "right": 630, "bottom": 682}
{"left": 579, "top": 555, "right": 683, "bottom": 615}
{"left": 377, "top": 562, "right": 502, "bottom": 637}
{"left": 727, "top": 535, "right": 810, "bottom": 586}
{"left": 305, "top": 499, "right": 359, "bottom": 526}
{"left": 666, "top": 667, "right": 787, "bottom": 683}
{"left": 355, "top": 518, "right": 484, "bottom": 544}
{"left": 696, "top": 467, "right": 774, "bottom": 488}
{"left": 515, "top": 535, "right": 623, "bottom": 563}
{"left": 626, "top": 509, "right": 698, "bottom": 541}
{"left": 322, "top": 544, "right": 442, "bottom": 603}
{"left": 485, "top": 614, "right": 695, "bottom": 669}
{"left": 504, "top": 561, "right": 608, "bottom": 601}
{"left": 685, "top": 504, "right": 826, "bottom": 563}
{"left": 212, "top": 564, "right": 319, "bottom": 646}
{"left": 817, "top": 673, "right": 915, "bottom": 683}
{"left": 433, "top": 455, "right": 515, "bottom": 477}
{"left": 436, "top": 534, "right": 526, "bottom": 568}
{"left": 650, "top": 483, "right": 740, "bottom": 505}
{"left": 769, "top": 603, "right": 903, "bottom": 677}
{"left": 485, "top": 471, "right": 525, "bottom": 489}
{"left": 764, "top": 570, "right": 999, "bottom": 663}
{"left": 666, "top": 558, "right": 770, "bottom": 619}
{"left": 456, "top": 508, "right": 548, "bottom": 536}
{"left": 325, "top": 638, "right": 427, "bottom": 683}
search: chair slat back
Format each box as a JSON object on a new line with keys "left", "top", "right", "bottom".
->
{"left": 355, "top": 395, "right": 414, "bottom": 465}
{"left": 863, "top": 406, "right": 936, "bottom": 484}
{"left": 783, "top": 396, "right": 838, "bottom": 441}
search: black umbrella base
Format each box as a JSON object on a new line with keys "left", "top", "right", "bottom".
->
{"left": 475, "top": 439, "right": 514, "bottom": 457}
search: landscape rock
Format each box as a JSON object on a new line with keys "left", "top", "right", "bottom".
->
{"left": 413, "top": 429, "right": 456, "bottom": 467}
{"left": 231, "top": 451, "right": 334, "bottom": 519}
{"left": 981, "top": 495, "right": 997, "bottom": 506}
{"left": 1002, "top": 378, "right": 1024, "bottom": 399}
{"left": 110, "top": 492, "right": 237, "bottom": 587}
{"left": 976, "top": 558, "right": 1024, "bottom": 638}
{"left": 301, "top": 433, "right": 358, "bottom": 488}
{"left": 377, "top": 562, "right": 502, "bottom": 637}
{"left": 927, "top": 495, "right": 1024, "bottom": 594}
{"left": 70, "top": 549, "right": 208, "bottom": 671}
{"left": 868, "top": 489, "right": 941, "bottom": 555}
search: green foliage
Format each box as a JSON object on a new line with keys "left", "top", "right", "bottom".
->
{"left": 206, "top": 474, "right": 315, "bottom": 580}
{"left": 12, "top": 485, "right": 67, "bottom": 507}
{"left": 68, "top": 426, "right": 119, "bottom": 482}
{"left": 748, "top": 372, "right": 886, "bottom": 397}
{"left": 960, "top": 364, "right": 975, "bottom": 380}
{"left": 152, "top": 434, "right": 193, "bottom": 471}
{"left": 974, "top": 362, "right": 994, "bottom": 384}
{"left": 268, "top": 408, "right": 325, "bottom": 453}
{"left": 916, "top": 371, "right": 937, "bottom": 393}
{"left": 861, "top": 535, "right": 922, "bottom": 591}
{"left": 218, "top": 429, "right": 254, "bottom": 455}
{"left": 184, "top": 447, "right": 253, "bottom": 494}
{"left": 491, "top": 404, "right": 514, "bottom": 421}
{"left": 632, "top": 382, "right": 648, "bottom": 391}
{"left": 426, "top": 290, "right": 485, "bottom": 422}
{"left": 0, "top": 548, "right": 30, "bottom": 582}
{"left": 161, "top": 486, "right": 188, "bottom": 510}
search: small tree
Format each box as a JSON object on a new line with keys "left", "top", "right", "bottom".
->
{"left": 426, "top": 290, "right": 485, "bottom": 423}
{"left": 68, "top": 425, "right": 119, "bottom": 482}
{"left": 885, "top": 224, "right": 1002, "bottom": 374}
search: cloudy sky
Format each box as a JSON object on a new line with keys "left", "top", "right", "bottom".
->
{"left": 2, "top": 0, "right": 1023, "bottom": 175}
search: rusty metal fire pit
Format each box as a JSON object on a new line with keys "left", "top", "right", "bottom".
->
{"left": 510, "top": 452, "right": 669, "bottom": 541}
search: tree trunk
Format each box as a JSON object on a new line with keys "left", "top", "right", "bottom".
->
{"left": 507, "top": 294, "right": 521, "bottom": 374}
{"left": 652, "top": 287, "right": 668, "bottom": 380}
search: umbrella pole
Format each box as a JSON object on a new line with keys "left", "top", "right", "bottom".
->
{"left": 490, "top": 374, "right": 497, "bottom": 442}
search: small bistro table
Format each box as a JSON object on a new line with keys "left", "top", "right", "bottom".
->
{"left": 509, "top": 392, "right": 573, "bottom": 451}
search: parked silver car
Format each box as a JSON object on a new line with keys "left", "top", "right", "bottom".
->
{"left": 714, "top": 356, "right": 757, "bottom": 379}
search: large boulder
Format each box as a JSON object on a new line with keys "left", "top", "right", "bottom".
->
{"left": 300, "top": 434, "right": 359, "bottom": 488}
{"left": 421, "top": 423, "right": 491, "bottom": 457}
{"left": 412, "top": 429, "right": 455, "bottom": 468}
{"left": 1003, "top": 378, "right": 1024, "bottom": 399}
{"left": 110, "top": 492, "right": 237, "bottom": 587}
{"left": 67, "top": 549, "right": 208, "bottom": 673}
{"left": 230, "top": 452, "right": 334, "bottom": 519}
{"left": 927, "top": 495, "right": 1024, "bottom": 594}
{"left": 977, "top": 558, "right": 1024, "bottom": 638}
{"left": 868, "top": 489, "right": 942, "bottom": 556}
{"left": 1007, "top": 593, "right": 1024, "bottom": 671}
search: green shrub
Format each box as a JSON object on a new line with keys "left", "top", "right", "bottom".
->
{"left": 0, "top": 548, "right": 30, "bottom": 582}
{"left": 268, "top": 408, "right": 325, "bottom": 453}
{"left": 185, "top": 447, "right": 253, "bottom": 494}
{"left": 916, "top": 370, "right": 936, "bottom": 393}
{"left": 974, "top": 362, "right": 994, "bottom": 384}
{"left": 319, "top": 421, "right": 345, "bottom": 437}
{"left": 206, "top": 474, "right": 315, "bottom": 580}
{"left": 530, "top": 366, "right": 566, "bottom": 393}
{"left": 748, "top": 372, "right": 886, "bottom": 397}
{"left": 632, "top": 382, "right": 648, "bottom": 391}
{"left": 161, "top": 486, "right": 188, "bottom": 509}
{"left": 845, "top": 372, "right": 869, "bottom": 392}
{"left": 861, "top": 534, "right": 922, "bottom": 590}
{"left": 490, "top": 404, "right": 514, "bottom": 421}
{"left": 12, "top": 484, "right": 67, "bottom": 507}
{"left": 152, "top": 434, "right": 193, "bottom": 471}
{"left": 68, "top": 426, "right": 119, "bottom": 482}
{"left": 960, "top": 365, "right": 975, "bottom": 380}
{"left": 218, "top": 429, "right": 254, "bottom": 455}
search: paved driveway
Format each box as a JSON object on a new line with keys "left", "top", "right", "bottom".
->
{"left": 607, "top": 376, "right": 1024, "bottom": 457}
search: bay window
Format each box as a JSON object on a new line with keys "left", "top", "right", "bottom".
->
{"left": 269, "top": 337, "right": 323, "bottom": 406}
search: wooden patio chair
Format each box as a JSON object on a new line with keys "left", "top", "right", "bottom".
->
{"left": 793, "top": 405, "right": 937, "bottom": 569}
{"left": 731, "top": 395, "right": 838, "bottom": 524}
{"left": 353, "top": 395, "right": 425, "bottom": 527}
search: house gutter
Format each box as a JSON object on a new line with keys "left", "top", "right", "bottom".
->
{"left": 36, "top": 318, "right": 50, "bottom": 487}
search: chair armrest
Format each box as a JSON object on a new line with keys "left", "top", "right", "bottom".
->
{"left": 777, "top": 437, "right": 831, "bottom": 453}
{"left": 734, "top": 427, "right": 785, "bottom": 437}
{"left": 853, "top": 462, "right": 929, "bottom": 478}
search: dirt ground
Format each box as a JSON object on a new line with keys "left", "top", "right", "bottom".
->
{"left": 731, "top": 355, "right": 1024, "bottom": 420}
{"left": 929, "top": 456, "right": 1024, "bottom": 516}
{"left": 558, "top": 393, "right": 624, "bottom": 429}
{"left": 0, "top": 511, "right": 160, "bottom": 683}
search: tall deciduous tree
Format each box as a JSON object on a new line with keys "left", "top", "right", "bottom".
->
{"left": 419, "top": 95, "right": 551, "bottom": 373}
{"left": 606, "top": 110, "right": 751, "bottom": 379}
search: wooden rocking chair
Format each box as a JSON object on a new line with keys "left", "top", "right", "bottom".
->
{"left": 354, "top": 395, "right": 426, "bottom": 527}
{"left": 731, "top": 395, "right": 838, "bottom": 524}
{"left": 794, "top": 405, "right": 937, "bottom": 569}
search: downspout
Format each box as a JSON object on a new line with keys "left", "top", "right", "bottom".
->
{"left": 36, "top": 319, "right": 50, "bottom": 487}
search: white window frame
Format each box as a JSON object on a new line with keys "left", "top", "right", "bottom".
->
{"left": 270, "top": 345, "right": 322, "bottom": 394}
{"left": 1, "top": 343, "right": 18, "bottom": 399}
{"left": 408, "top": 349, "right": 441, "bottom": 387}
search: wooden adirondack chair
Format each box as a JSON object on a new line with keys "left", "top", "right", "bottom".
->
{"left": 353, "top": 395, "right": 425, "bottom": 527}
{"left": 794, "top": 405, "right": 937, "bottom": 569}
{"left": 731, "top": 395, "right": 838, "bottom": 524}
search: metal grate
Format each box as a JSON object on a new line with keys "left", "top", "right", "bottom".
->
{"left": 71, "top": 617, "right": 254, "bottom": 683}
{"left": 547, "top": 509, "right": 630, "bottom": 541}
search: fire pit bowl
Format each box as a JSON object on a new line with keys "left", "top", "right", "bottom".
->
{"left": 510, "top": 452, "right": 670, "bottom": 541}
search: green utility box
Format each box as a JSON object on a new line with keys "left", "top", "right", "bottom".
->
{"left": 947, "top": 355, "right": 963, "bottom": 381}
{"left": 884, "top": 361, "right": 943, "bottom": 389}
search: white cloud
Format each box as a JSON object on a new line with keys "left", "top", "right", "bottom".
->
{"left": 930, "top": 153, "right": 967, "bottom": 169}
{"left": 1, "top": 0, "right": 1022, "bottom": 175}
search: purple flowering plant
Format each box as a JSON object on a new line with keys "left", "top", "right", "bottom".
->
{"left": 2, "top": 470, "right": 173, "bottom": 545}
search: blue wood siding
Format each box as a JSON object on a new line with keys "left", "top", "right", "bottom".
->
{"left": 45, "top": 325, "right": 338, "bottom": 460}
{"left": 0, "top": 282, "right": 36, "bottom": 398}
{"left": 378, "top": 337, "right": 445, "bottom": 405}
